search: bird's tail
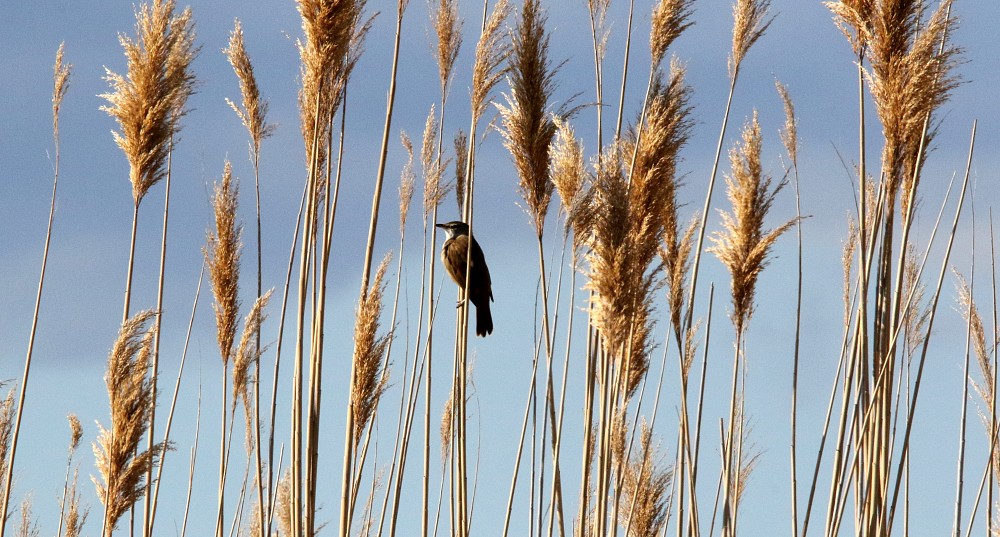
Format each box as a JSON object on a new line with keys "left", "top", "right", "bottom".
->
{"left": 476, "top": 301, "right": 493, "bottom": 337}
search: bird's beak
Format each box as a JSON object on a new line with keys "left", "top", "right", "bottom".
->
{"left": 435, "top": 223, "right": 446, "bottom": 229}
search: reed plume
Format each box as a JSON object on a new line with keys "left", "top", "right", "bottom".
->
{"left": 471, "top": 0, "right": 512, "bottom": 123}
{"left": 399, "top": 132, "right": 416, "bottom": 233}
{"left": 431, "top": 0, "right": 462, "bottom": 95}
{"left": 618, "top": 423, "right": 672, "bottom": 537}
{"left": 629, "top": 61, "right": 694, "bottom": 341}
{"left": 709, "top": 112, "right": 795, "bottom": 333}
{"left": 0, "top": 389, "right": 14, "bottom": 495}
{"left": 420, "top": 107, "right": 449, "bottom": 216}
{"left": 351, "top": 254, "right": 393, "bottom": 445}
{"left": 297, "top": 0, "right": 368, "bottom": 175}
{"left": 729, "top": 0, "right": 773, "bottom": 78}
{"left": 101, "top": 0, "right": 196, "bottom": 205}
{"left": 57, "top": 416, "right": 89, "bottom": 537}
{"left": 549, "top": 117, "right": 592, "bottom": 246}
{"left": 453, "top": 130, "right": 468, "bottom": 213}
{"left": 864, "top": 0, "right": 959, "bottom": 215}
{"left": 586, "top": 145, "right": 661, "bottom": 398}
{"left": 206, "top": 161, "right": 243, "bottom": 366}
{"left": 232, "top": 290, "right": 274, "bottom": 446}
{"left": 649, "top": 0, "right": 694, "bottom": 69}
{"left": 225, "top": 19, "right": 275, "bottom": 156}
{"left": 94, "top": 310, "right": 165, "bottom": 535}
{"left": 498, "top": 0, "right": 559, "bottom": 236}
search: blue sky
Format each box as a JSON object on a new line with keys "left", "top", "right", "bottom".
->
{"left": 1, "top": 0, "right": 999, "bottom": 535}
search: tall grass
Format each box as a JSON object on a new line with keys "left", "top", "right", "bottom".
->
{"left": 1, "top": 0, "right": 992, "bottom": 536}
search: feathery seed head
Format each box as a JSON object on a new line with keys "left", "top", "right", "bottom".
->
{"left": 352, "top": 254, "right": 393, "bottom": 445}
{"left": 93, "top": 310, "right": 167, "bottom": 531}
{"left": 101, "top": 0, "right": 197, "bottom": 205}
{"left": 729, "top": 0, "right": 772, "bottom": 78}
{"left": 471, "top": 0, "right": 512, "bottom": 122}
{"left": 499, "top": 0, "right": 560, "bottom": 236}
{"left": 232, "top": 290, "right": 273, "bottom": 449}
{"left": 399, "top": 132, "right": 415, "bottom": 233}
{"left": 709, "top": 112, "right": 796, "bottom": 333}
{"left": 650, "top": 0, "right": 694, "bottom": 68}
{"left": 432, "top": 0, "right": 463, "bottom": 94}
{"left": 225, "top": 19, "right": 274, "bottom": 155}
{"left": 206, "top": 161, "right": 243, "bottom": 366}
{"left": 52, "top": 43, "right": 72, "bottom": 137}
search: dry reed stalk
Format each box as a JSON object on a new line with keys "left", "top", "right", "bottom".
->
{"left": 709, "top": 113, "right": 794, "bottom": 537}
{"left": 585, "top": 0, "right": 611, "bottom": 148}
{"left": 497, "top": 1, "right": 570, "bottom": 531}
{"left": 684, "top": 0, "right": 772, "bottom": 342}
{"left": 205, "top": 161, "right": 242, "bottom": 537}
{"left": 224, "top": 19, "right": 275, "bottom": 537}
{"left": 94, "top": 310, "right": 165, "bottom": 536}
{"left": 292, "top": 4, "right": 368, "bottom": 532}
{"left": 0, "top": 45, "right": 72, "bottom": 537}
{"left": 775, "top": 79, "right": 805, "bottom": 537}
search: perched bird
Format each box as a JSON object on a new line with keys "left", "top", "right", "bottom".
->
{"left": 436, "top": 220, "right": 494, "bottom": 336}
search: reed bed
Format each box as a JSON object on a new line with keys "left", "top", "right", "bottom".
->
{"left": 0, "top": 0, "right": 995, "bottom": 536}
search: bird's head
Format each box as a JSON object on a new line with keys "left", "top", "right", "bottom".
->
{"left": 436, "top": 220, "right": 470, "bottom": 240}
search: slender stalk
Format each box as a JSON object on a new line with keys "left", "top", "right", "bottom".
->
{"left": 149, "top": 265, "right": 204, "bottom": 533}
{"left": 0, "top": 46, "right": 70, "bottom": 535}
{"left": 143, "top": 135, "right": 174, "bottom": 537}
{"left": 342, "top": 4, "right": 408, "bottom": 535}
{"left": 886, "top": 120, "right": 976, "bottom": 531}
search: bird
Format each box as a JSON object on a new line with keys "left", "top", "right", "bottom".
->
{"left": 436, "top": 220, "right": 493, "bottom": 337}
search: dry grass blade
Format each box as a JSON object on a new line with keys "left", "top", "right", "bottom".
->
{"left": 225, "top": 19, "right": 275, "bottom": 154}
{"left": 709, "top": 112, "right": 796, "bottom": 333}
{"left": 498, "top": 0, "right": 559, "bottom": 236}
{"left": 93, "top": 310, "right": 167, "bottom": 532}
{"left": 100, "top": 0, "right": 197, "bottom": 204}
{"left": 206, "top": 161, "right": 243, "bottom": 366}
{"left": 432, "top": 0, "right": 463, "bottom": 94}
{"left": 352, "top": 254, "right": 394, "bottom": 446}
{"left": 471, "top": 0, "right": 512, "bottom": 122}
{"left": 650, "top": 0, "right": 694, "bottom": 68}
{"left": 728, "top": 0, "right": 773, "bottom": 77}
